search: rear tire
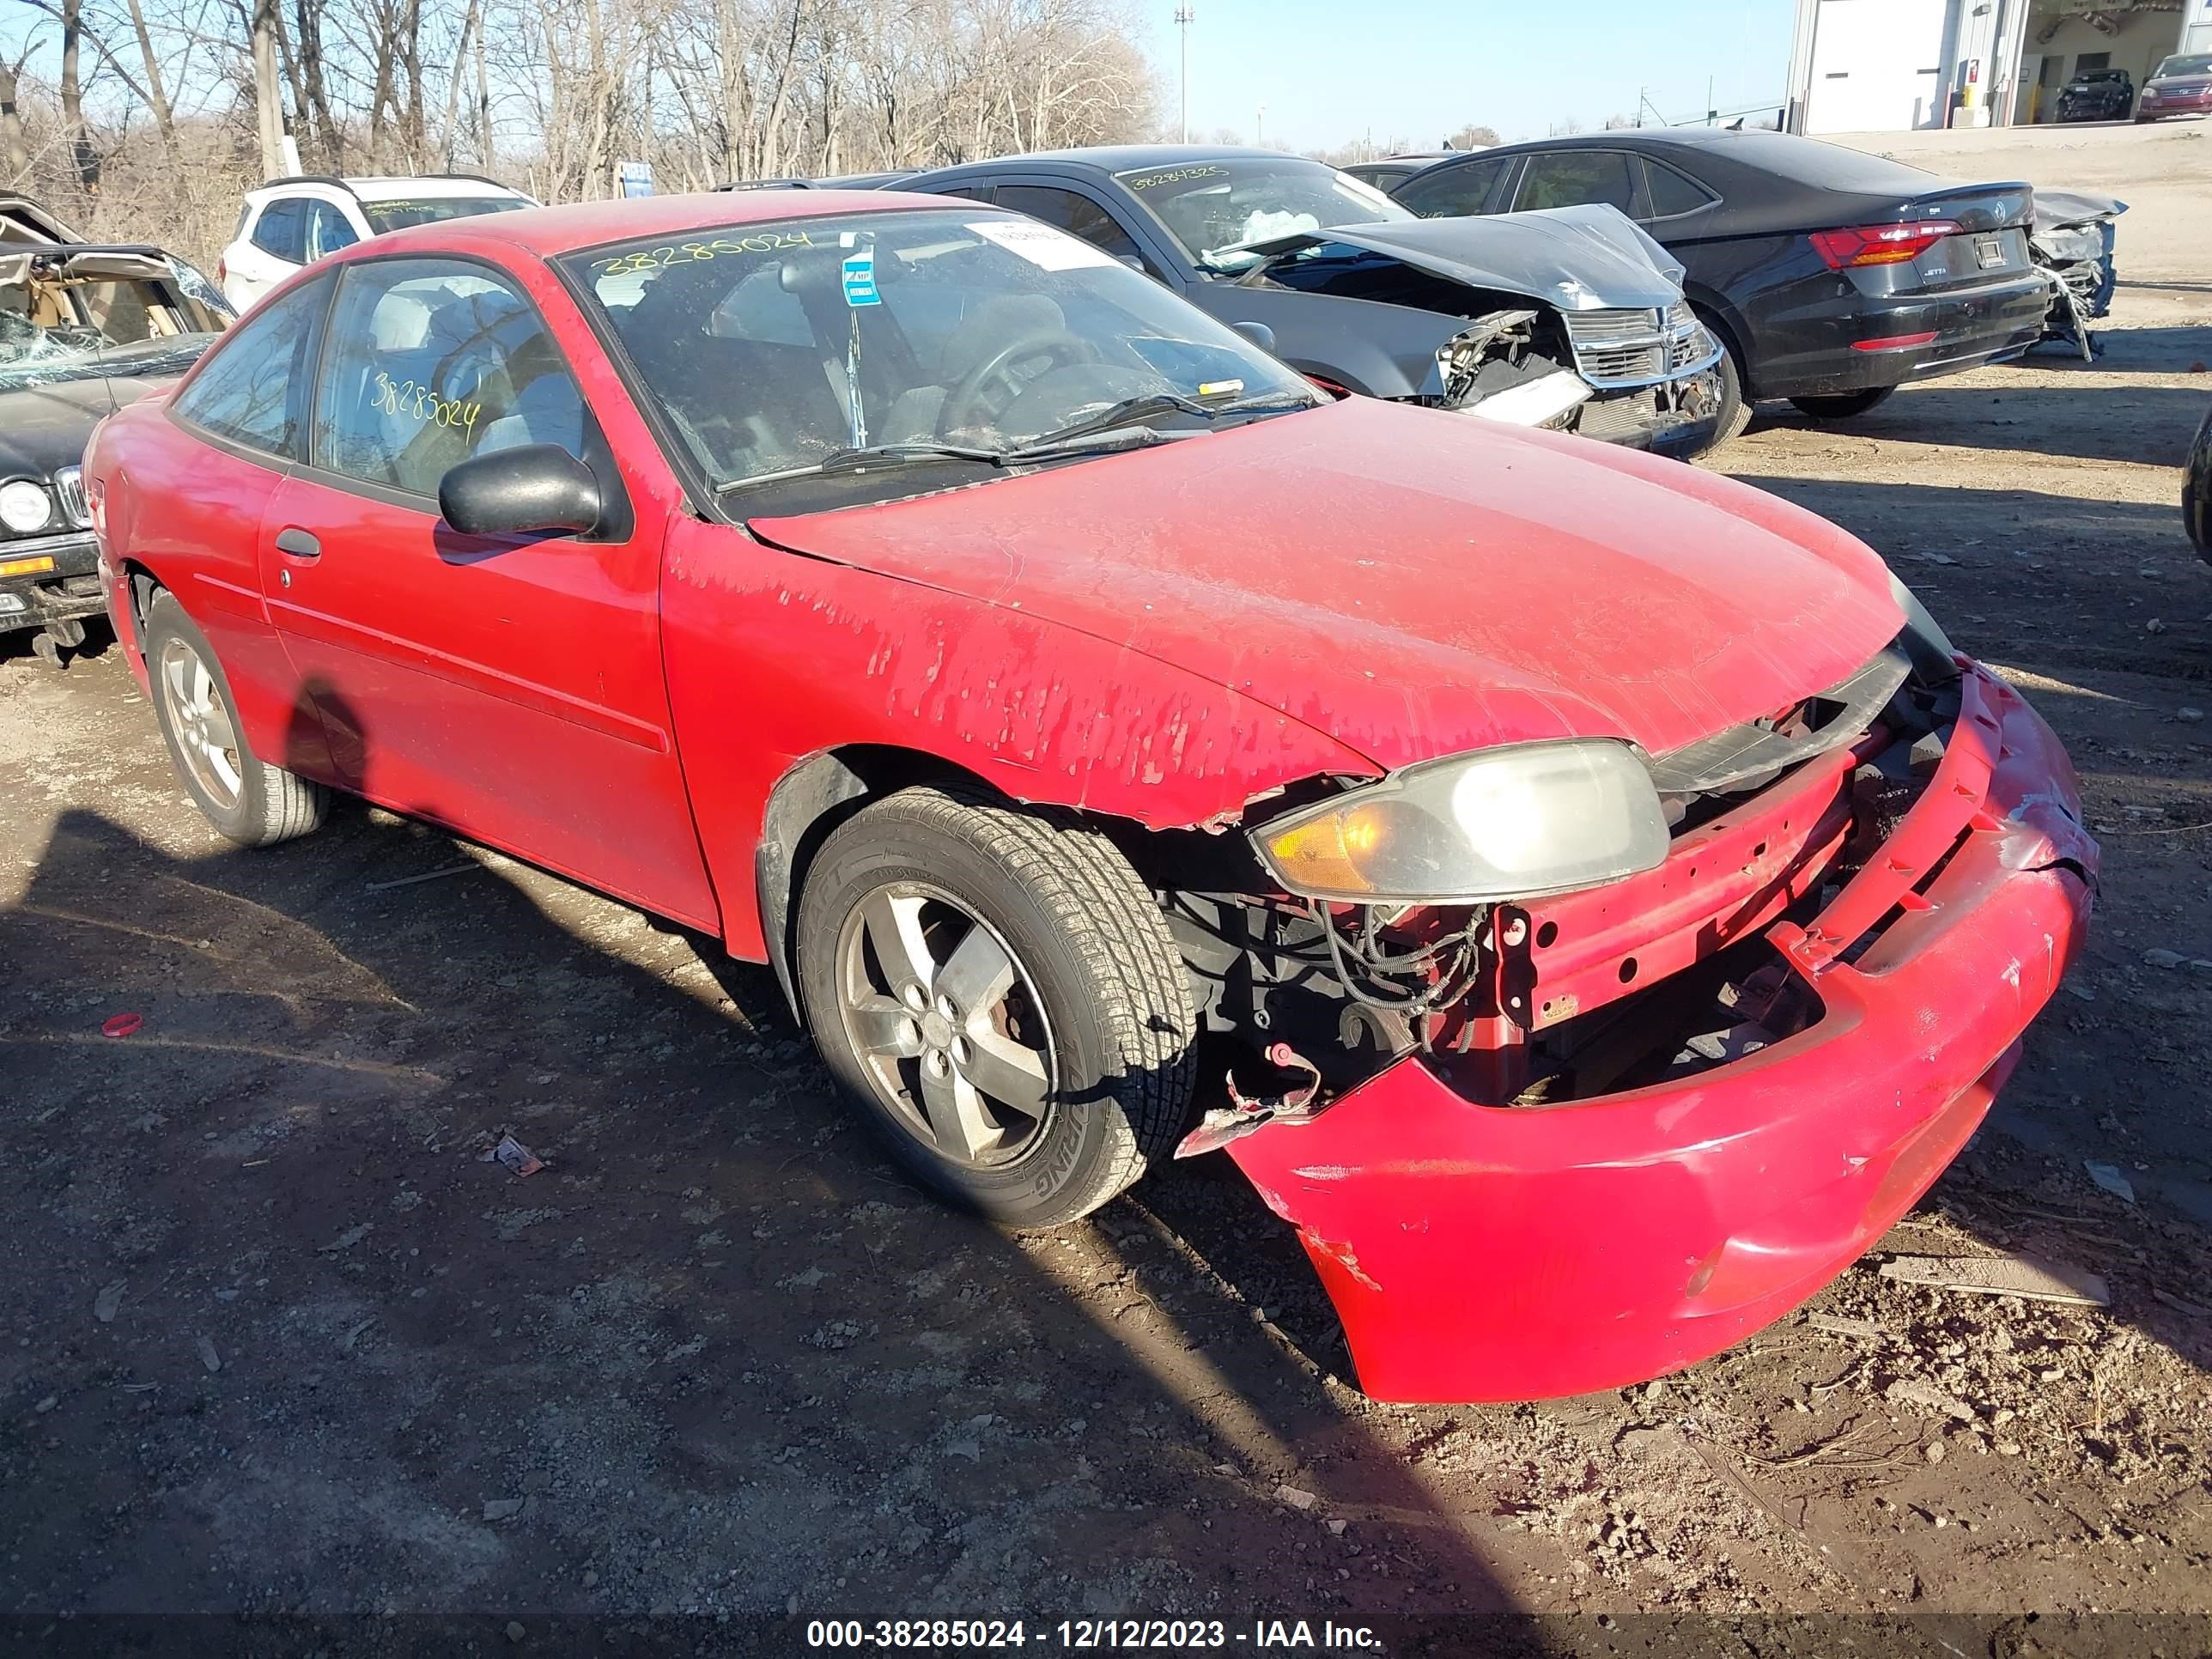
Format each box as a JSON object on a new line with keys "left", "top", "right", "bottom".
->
{"left": 143, "top": 588, "right": 326, "bottom": 848}
{"left": 796, "top": 782, "right": 1196, "bottom": 1229}
{"left": 1789, "top": 387, "right": 1895, "bottom": 420}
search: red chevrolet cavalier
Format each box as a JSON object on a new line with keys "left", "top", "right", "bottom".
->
{"left": 82, "top": 191, "right": 2097, "bottom": 1402}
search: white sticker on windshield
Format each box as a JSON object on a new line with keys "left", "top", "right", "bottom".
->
{"left": 968, "top": 219, "right": 1120, "bottom": 271}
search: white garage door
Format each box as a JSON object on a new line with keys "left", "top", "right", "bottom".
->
{"left": 1806, "top": 0, "right": 1949, "bottom": 133}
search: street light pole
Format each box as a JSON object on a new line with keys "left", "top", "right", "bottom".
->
{"left": 1174, "top": 5, "right": 1195, "bottom": 143}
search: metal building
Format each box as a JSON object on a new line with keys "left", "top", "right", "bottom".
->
{"left": 1785, "top": 0, "right": 2210, "bottom": 131}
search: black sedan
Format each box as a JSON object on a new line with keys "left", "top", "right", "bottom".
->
{"left": 890, "top": 146, "right": 1724, "bottom": 457}
{"left": 2057, "top": 69, "right": 2135, "bottom": 122}
{"left": 1379, "top": 129, "right": 2048, "bottom": 430}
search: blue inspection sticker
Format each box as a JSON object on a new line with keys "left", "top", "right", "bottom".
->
{"left": 841, "top": 243, "right": 880, "bottom": 307}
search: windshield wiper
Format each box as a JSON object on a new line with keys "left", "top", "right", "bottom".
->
{"left": 1017, "top": 389, "right": 1314, "bottom": 451}
{"left": 713, "top": 428, "right": 1170, "bottom": 496}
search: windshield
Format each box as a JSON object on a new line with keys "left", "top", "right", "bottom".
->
{"left": 2154, "top": 53, "right": 2212, "bottom": 76}
{"left": 362, "top": 196, "right": 531, "bottom": 234}
{"left": 562, "top": 208, "right": 1317, "bottom": 496}
{"left": 1114, "top": 158, "right": 1413, "bottom": 274}
{"left": 0, "top": 252, "right": 229, "bottom": 392}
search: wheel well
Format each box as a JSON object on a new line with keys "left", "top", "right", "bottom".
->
{"left": 1685, "top": 295, "right": 1753, "bottom": 398}
{"left": 755, "top": 744, "right": 998, "bottom": 1024}
{"left": 122, "top": 562, "right": 162, "bottom": 644}
{"left": 752, "top": 745, "right": 1278, "bottom": 1027}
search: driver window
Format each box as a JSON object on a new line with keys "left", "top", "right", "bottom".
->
{"left": 313, "top": 258, "right": 586, "bottom": 498}
{"left": 995, "top": 187, "right": 1158, "bottom": 277}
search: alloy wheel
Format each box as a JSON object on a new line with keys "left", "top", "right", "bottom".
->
{"left": 158, "top": 635, "right": 243, "bottom": 811}
{"left": 834, "top": 881, "right": 1058, "bottom": 1167}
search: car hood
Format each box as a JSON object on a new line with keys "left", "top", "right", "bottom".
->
{"left": 2148, "top": 74, "right": 2212, "bottom": 90}
{"left": 0, "top": 368, "right": 183, "bottom": 477}
{"left": 1247, "top": 204, "right": 1686, "bottom": 313}
{"left": 2033, "top": 187, "right": 2127, "bottom": 233}
{"left": 747, "top": 397, "right": 1903, "bottom": 770}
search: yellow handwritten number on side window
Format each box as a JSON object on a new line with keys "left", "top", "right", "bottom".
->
{"left": 372, "top": 369, "right": 482, "bottom": 439}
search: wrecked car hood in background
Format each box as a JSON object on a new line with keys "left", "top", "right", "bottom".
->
{"left": 748, "top": 395, "right": 1901, "bottom": 768}
{"left": 1244, "top": 204, "right": 1687, "bottom": 313}
{"left": 2032, "top": 188, "right": 2127, "bottom": 237}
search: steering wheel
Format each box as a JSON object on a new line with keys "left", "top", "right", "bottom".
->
{"left": 939, "top": 328, "right": 1098, "bottom": 437}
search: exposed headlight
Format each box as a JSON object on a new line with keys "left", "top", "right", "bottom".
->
{"left": 1887, "top": 568, "right": 1960, "bottom": 680}
{"left": 0, "top": 480, "right": 54, "bottom": 535}
{"left": 1252, "top": 739, "right": 1671, "bottom": 904}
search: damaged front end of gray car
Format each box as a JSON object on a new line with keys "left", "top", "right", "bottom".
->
{"left": 1235, "top": 204, "right": 1728, "bottom": 459}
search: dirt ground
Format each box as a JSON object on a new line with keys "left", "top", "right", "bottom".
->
{"left": 4, "top": 123, "right": 2211, "bottom": 1651}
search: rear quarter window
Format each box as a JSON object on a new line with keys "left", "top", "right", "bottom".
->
{"left": 1642, "top": 159, "right": 1717, "bottom": 218}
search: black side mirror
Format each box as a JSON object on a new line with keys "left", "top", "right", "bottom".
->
{"left": 439, "top": 445, "right": 602, "bottom": 538}
{"left": 1231, "top": 319, "right": 1279, "bottom": 356}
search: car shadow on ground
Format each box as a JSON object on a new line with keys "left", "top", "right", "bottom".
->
{"left": 0, "top": 684, "right": 1540, "bottom": 1634}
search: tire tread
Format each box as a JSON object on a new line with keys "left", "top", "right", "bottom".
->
{"left": 807, "top": 781, "right": 1196, "bottom": 1226}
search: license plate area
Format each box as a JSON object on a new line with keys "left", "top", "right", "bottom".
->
{"left": 1974, "top": 234, "right": 2005, "bottom": 270}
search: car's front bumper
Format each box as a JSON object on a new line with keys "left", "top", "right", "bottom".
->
{"left": 1, "top": 530, "right": 106, "bottom": 634}
{"left": 1224, "top": 662, "right": 2096, "bottom": 1402}
{"left": 2138, "top": 88, "right": 2212, "bottom": 118}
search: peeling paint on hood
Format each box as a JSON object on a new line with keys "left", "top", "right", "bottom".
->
{"left": 1245, "top": 204, "right": 1687, "bottom": 313}
{"left": 748, "top": 394, "right": 1905, "bottom": 768}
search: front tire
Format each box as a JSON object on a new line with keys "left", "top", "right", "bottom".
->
{"left": 1789, "top": 387, "right": 1895, "bottom": 420}
{"left": 143, "top": 588, "right": 326, "bottom": 847}
{"left": 796, "top": 783, "right": 1196, "bottom": 1228}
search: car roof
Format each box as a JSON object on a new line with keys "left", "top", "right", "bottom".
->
{"left": 1432, "top": 126, "right": 1948, "bottom": 192}
{"left": 916, "top": 144, "right": 1327, "bottom": 178}
{"left": 248, "top": 173, "right": 532, "bottom": 203}
{"left": 363, "top": 188, "right": 978, "bottom": 258}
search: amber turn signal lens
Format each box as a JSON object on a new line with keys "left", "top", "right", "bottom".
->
{"left": 0, "top": 555, "right": 58, "bottom": 579}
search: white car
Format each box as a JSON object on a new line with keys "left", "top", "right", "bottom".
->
{"left": 217, "top": 173, "right": 538, "bottom": 310}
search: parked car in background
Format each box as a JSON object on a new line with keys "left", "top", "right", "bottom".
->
{"left": 3, "top": 229, "right": 233, "bottom": 665}
{"left": 84, "top": 189, "right": 2094, "bottom": 1403}
{"left": 1382, "top": 130, "right": 2046, "bottom": 433}
{"left": 892, "top": 148, "right": 1725, "bottom": 456}
{"left": 218, "top": 173, "right": 538, "bottom": 309}
{"left": 1340, "top": 151, "right": 1462, "bottom": 193}
{"left": 2187, "top": 404, "right": 2211, "bottom": 561}
{"left": 2136, "top": 52, "right": 2212, "bottom": 121}
{"left": 2056, "top": 67, "right": 2135, "bottom": 122}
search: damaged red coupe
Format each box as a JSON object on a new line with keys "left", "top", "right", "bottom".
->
{"left": 82, "top": 191, "right": 2097, "bottom": 1402}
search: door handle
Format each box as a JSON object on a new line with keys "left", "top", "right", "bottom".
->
{"left": 274, "top": 527, "right": 321, "bottom": 560}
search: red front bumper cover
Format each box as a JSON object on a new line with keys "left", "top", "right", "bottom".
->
{"left": 1225, "top": 664, "right": 2098, "bottom": 1402}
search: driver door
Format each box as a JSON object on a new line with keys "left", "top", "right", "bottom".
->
{"left": 259, "top": 253, "right": 717, "bottom": 927}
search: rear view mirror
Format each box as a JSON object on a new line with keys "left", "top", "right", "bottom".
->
{"left": 1231, "top": 319, "right": 1278, "bottom": 356}
{"left": 440, "top": 445, "right": 602, "bottom": 538}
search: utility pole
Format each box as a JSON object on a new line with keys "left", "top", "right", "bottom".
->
{"left": 1255, "top": 102, "right": 1265, "bottom": 146}
{"left": 249, "top": 0, "right": 284, "bottom": 177}
{"left": 1174, "top": 4, "right": 1195, "bottom": 143}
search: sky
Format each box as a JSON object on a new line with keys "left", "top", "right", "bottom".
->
{"left": 1133, "top": 0, "right": 1799, "bottom": 152}
{"left": 1, "top": 0, "right": 1798, "bottom": 154}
